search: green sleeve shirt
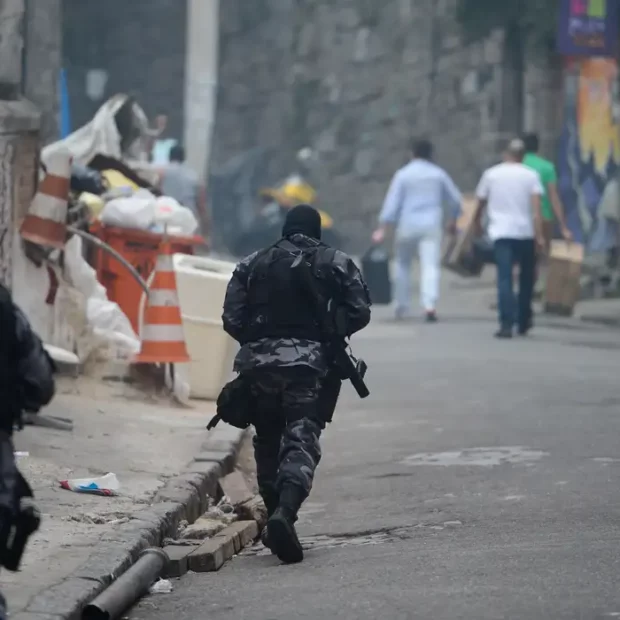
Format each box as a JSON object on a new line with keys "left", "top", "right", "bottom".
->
{"left": 523, "top": 153, "right": 556, "bottom": 221}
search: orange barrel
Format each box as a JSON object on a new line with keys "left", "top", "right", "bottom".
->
{"left": 90, "top": 222, "right": 204, "bottom": 334}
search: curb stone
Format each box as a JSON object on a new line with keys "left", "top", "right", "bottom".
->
{"left": 181, "top": 520, "right": 259, "bottom": 574}
{"left": 22, "top": 425, "right": 248, "bottom": 620}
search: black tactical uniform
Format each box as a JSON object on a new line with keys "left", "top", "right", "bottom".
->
{"left": 222, "top": 205, "right": 371, "bottom": 563}
{"left": 0, "top": 284, "right": 55, "bottom": 618}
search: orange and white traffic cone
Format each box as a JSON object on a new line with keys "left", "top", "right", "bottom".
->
{"left": 134, "top": 238, "right": 190, "bottom": 364}
{"left": 20, "top": 147, "right": 72, "bottom": 249}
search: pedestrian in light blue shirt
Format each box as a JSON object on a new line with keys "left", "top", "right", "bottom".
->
{"left": 372, "top": 139, "right": 462, "bottom": 321}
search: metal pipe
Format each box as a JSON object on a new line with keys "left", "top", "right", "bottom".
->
{"left": 67, "top": 226, "right": 150, "bottom": 295}
{"left": 82, "top": 548, "right": 168, "bottom": 620}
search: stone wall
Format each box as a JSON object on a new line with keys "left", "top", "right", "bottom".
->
{"left": 0, "top": 0, "right": 25, "bottom": 99}
{"left": 523, "top": 54, "right": 564, "bottom": 161}
{"left": 212, "top": 0, "right": 560, "bottom": 250}
{"left": 62, "top": 0, "right": 188, "bottom": 139}
{"left": 24, "top": 0, "right": 62, "bottom": 144}
{"left": 0, "top": 0, "right": 41, "bottom": 290}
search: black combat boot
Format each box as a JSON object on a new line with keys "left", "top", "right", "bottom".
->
{"left": 260, "top": 489, "right": 280, "bottom": 553}
{"left": 262, "top": 501, "right": 300, "bottom": 553}
{"left": 267, "top": 484, "right": 305, "bottom": 564}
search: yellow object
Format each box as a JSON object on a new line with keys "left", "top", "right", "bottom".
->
{"left": 101, "top": 169, "right": 140, "bottom": 191}
{"left": 79, "top": 192, "right": 106, "bottom": 219}
{"left": 279, "top": 178, "right": 316, "bottom": 205}
{"left": 259, "top": 179, "right": 333, "bottom": 228}
{"left": 317, "top": 210, "right": 333, "bottom": 229}
{"left": 260, "top": 176, "right": 317, "bottom": 206}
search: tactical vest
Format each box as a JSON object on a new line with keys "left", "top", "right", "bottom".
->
{"left": 244, "top": 239, "right": 336, "bottom": 343}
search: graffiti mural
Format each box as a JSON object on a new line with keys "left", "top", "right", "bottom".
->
{"left": 557, "top": 57, "right": 620, "bottom": 257}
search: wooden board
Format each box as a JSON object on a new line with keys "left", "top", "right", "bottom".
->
{"left": 442, "top": 194, "right": 484, "bottom": 277}
{"left": 543, "top": 241, "right": 584, "bottom": 317}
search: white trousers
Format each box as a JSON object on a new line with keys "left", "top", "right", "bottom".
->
{"left": 394, "top": 227, "right": 442, "bottom": 314}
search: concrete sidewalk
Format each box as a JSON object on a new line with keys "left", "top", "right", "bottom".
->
{"left": 3, "top": 378, "right": 224, "bottom": 617}
{"left": 577, "top": 297, "right": 620, "bottom": 327}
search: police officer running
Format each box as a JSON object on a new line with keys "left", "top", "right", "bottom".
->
{"left": 0, "top": 283, "right": 56, "bottom": 618}
{"left": 222, "top": 204, "right": 371, "bottom": 564}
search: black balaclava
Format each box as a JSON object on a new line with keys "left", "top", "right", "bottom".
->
{"left": 282, "top": 204, "right": 322, "bottom": 240}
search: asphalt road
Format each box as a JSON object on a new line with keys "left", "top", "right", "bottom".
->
{"left": 131, "top": 291, "right": 620, "bottom": 620}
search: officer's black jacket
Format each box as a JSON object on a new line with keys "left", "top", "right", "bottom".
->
{"left": 222, "top": 234, "right": 371, "bottom": 345}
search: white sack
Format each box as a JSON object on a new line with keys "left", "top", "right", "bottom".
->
{"left": 100, "top": 189, "right": 156, "bottom": 230}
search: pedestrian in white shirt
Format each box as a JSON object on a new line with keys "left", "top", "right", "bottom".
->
{"left": 474, "top": 139, "right": 545, "bottom": 339}
{"left": 372, "top": 139, "right": 462, "bottom": 322}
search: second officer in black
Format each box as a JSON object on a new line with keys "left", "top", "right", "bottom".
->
{"left": 222, "top": 204, "right": 371, "bottom": 563}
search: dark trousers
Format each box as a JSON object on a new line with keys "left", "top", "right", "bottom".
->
{"left": 494, "top": 238, "right": 536, "bottom": 331}
{"left": 0, "top": 433, "right": 16, "bottom": 620}
{"left": 248, "top": 367, "right": 340, "bottom": 515}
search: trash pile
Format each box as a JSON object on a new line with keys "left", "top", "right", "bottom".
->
{"left": 71, "top": 162, "right": 198, "bottom": 237}
{"left": 58, "top": 95, "right": 199, "bottom": 236}
{"left": 15, "top": 94, "right": 204, "bottom": 370}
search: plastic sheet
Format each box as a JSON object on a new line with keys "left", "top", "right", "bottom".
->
{"left": 153, "top": 196, "right": 198, "bottom": 236}
{"left": 100, "top": 189, "right": 156, "bottom": 230}
{"left": 63, "top": 236, "right": 140, "bottom": 361}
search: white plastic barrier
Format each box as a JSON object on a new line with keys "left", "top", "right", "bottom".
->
{"left": 172, "top": 254, "right": 238, "bottom": 400}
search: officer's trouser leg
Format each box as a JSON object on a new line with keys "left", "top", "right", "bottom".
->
{"left": 276, "top": 376, "right": 325, "bottom": 514}
{"left": 253, "top": 418, "right": 284, "bottom": 518}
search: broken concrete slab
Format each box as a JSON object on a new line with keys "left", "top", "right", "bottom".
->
{"left": 236, "top": 495, "right": 268, "bottom": 529}
{"left": 180, "top": 517, "right": 227, "bottom": 540}
{"left": 220, "top": 470, "right": 254, "bottom": 506}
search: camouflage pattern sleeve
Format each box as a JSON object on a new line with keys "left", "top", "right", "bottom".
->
{"left": 332, "top": 251, "right": 372, "bottom": 336}
{"left": 222, "top": 252, "right": 259, "bottom": 343}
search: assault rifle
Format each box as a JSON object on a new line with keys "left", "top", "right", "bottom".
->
{"left": 290, "top": 252, "right": 369, "bottom": 399}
